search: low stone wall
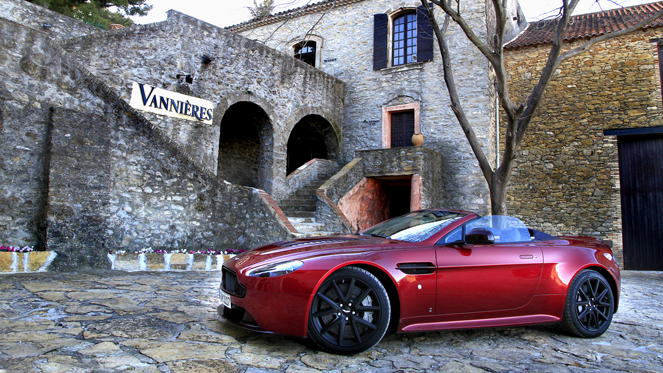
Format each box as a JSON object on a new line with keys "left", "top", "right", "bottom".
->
{"left": 0, "top": 0, "right": 98, "bottom": 39}
{"left": 315, "top": 158, "right": 364, "bottom": 233}
{"left": 0, "top": 251, "right": 236, "bottom": 273}
{"left": 285, "top": 158, "right": 340, "bottom": 201}
{"left": 108, "top": 253, "right": 235, "bottom": 272}
{"left": 0, "top": 251, "right": 57, "bottom": 273}
{"left": 357, "top": 146, "right": 444, "bottom": 209}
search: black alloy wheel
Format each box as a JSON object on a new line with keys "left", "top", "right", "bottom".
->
{"left": 308, "top": 266, "right": 390, "bottom": 354}
{"left": 561, "top": 269, "right": 615, "bottom": 338}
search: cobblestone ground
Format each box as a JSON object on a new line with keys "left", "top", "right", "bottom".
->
{"left": 0, "top": 270, "right": 661, "bottom": 373}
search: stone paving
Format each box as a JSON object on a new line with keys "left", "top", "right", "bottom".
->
{"left": 0, "top": 270, "right": 661, "bottom": 373}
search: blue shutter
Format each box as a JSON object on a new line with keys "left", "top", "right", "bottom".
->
{"left": 373, "top": 14, "right": 388, "bottom": 70}
{"left": 417, "top": 4, "right": 434, "bottom": 63}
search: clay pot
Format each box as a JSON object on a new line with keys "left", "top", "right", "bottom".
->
{"left": 411, "top": 133, "right": 424, "bottom": 146}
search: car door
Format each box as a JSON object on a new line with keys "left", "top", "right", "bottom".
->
{"left": 434, "top": 218, "right": 543, "bottom": 315}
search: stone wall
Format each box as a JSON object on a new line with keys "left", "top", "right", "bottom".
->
{"left": 504, "top": 28, "right": 663, "bottom": 263}
{"left": 62, "top": 10, "right": 345, "bottom": 201}
{"left": 0, "top": 14, "right": 107, "bottom": 250}
{"left": 0, "top": 1, "right": 345, "bottom": 268}
{"left": 0, "top": 0, "right": 98, "bottom": 39}
{"left": 235, "top": 0, "right": 502, "bottom": 214}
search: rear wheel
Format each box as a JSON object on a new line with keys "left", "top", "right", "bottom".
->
{"left": 561, "top": 269, "right": 614, "bottom": 338}
{"left": 308, "top": 266, "right": 390, "bottom": 354}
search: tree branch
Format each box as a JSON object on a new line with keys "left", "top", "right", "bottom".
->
{"left": 423, "top": 1, "right": 494, "bottom": 184}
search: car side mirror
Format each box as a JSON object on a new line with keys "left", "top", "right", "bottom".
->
{"left": 465, "top": 228, "right": 495, "bottom": 245}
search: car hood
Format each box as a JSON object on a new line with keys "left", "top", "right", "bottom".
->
{"left": 231, "top": 235, "right": 404, "bottom": 268}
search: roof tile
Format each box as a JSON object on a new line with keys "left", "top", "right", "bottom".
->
{"left": 506, "top": 1, "right": 663, "bottom": 49}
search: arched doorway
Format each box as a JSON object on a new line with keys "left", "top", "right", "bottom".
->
{"left": 287, "top": 115, "right": 339, "bottom": 175}
{"left": 218, "top": 102, "right": 274, "bottom": 192}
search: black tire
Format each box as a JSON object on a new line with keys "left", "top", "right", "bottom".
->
{"left": 308, "top": 266, "right": 391, "bottom": 354}
{"left": 561, "top": 269, "right": 614, "bottom": 338}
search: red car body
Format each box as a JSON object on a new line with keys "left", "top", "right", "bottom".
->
{"left": 219, "top": 210, "right": 620, "bottom": 353}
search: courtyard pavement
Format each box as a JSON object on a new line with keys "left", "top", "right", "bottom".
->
{"left": 0, "top": 270, "right": 661, "bottom": 373}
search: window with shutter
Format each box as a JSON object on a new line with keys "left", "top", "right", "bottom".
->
{"left": 373, "top": 5, "right": 434, "bottom": 70}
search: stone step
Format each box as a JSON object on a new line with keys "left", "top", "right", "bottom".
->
{"left": 281, "top": 205, "right": 316, "bottom": 213}
{"left": 289, "top": 217, "right": 316, "bottom": 224}
{"left": 293, "top": 222, "right": 328, "bottom": 233}
{"left": 286, "top": 211, "right": 316, "bottom": 218}
{"left": 280, "top": 199, "right": 316, "bottom": 207}
{"left": 292, "top": 231, "right": 338, "bottom": 238}
{"left": 294, "top": 189, "right": 319, "bottom": 197}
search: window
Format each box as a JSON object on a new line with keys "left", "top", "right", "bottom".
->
{"left": 373, "top": 5, "right": 434, "bottom": 70}
{"left": 294, "top": 41, "right": 316, "bottom": 67}
{"left": 393, "top": 13, "right": 417, "bottom": 66}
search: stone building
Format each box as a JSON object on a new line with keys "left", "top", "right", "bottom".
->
{"left": 503, "top": 2, "right": 663, "bottom": 269}
{"left": 229, "top": 0, "right": 524, "bottom": 229}
{"left": 0, "top": 0, "right": 525, "bottom": 269}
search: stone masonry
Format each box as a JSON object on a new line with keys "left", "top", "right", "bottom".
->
{"left": 231, "top": 0, "right": 525, "bottom": 214}
{"left": 504, "top": 28, "right": 663, "bottom": 266}
{"left": 0, "top": 0, "right": 345, "bottom": 269}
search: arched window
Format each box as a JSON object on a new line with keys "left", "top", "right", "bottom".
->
{"left": 393, "top": 12, "right": 417, "bottom": 66}
{"left": 294, "top": 41, "right": 316, "bottom": 67}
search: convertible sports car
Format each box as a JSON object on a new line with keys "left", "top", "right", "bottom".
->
{"left": 218, "top": 209, "right": 620, "bottom": 354}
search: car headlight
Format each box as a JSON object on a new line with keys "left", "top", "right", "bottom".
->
{"left": 246, "top": 260, "right": 304, "bottom": 278}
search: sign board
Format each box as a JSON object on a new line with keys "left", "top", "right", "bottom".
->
{"left": 129, "top": 82, "right": 214, "bottom": 124}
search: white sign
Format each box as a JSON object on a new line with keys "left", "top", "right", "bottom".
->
{"left": 129, "top": 82, "right": 214, "bottom": 124}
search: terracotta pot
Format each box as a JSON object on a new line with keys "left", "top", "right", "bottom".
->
{"left": 411, "top": 133, "right": 424, "bottom": 146}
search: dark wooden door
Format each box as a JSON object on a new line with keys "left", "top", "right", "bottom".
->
{"left": 391, "top": 111, "right": 415, "bottom": 148}
{"left": 618, "top": 134, "right": 663, "bottom": 270}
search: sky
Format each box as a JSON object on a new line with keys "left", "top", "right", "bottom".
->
{"left": 129, "top": 0, "right": 660, "bottom": 28}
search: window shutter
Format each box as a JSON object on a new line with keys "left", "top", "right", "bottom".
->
{"left": 373, "top": 14, "right": 388, "bottom": 70}
{"left": 417, "top": 4, "right": 434, "bottom": 63}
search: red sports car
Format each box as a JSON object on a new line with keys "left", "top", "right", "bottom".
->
{"left": 218, "top": 209, "right": 620, "bottom": 354}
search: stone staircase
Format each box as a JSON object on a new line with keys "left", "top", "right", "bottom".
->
{"left": 280, "top": 177, "right": 337, "bottom": 237}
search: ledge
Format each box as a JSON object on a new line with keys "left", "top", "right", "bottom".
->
{"left": 0, "top": 252, "right": 57, "bottom": 273}
{"left": 0, "top": 252, "right": 235, "bottom": 273}
{"left": 108, "top": 253, "right": 235, "bottom": 271}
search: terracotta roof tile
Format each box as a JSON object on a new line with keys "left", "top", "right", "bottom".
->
{"left": 506, "top": 1, "right": 663, "bottom": 49}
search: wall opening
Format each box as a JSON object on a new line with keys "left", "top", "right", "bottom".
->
{"left": 339, "top": 175, "right": 422, "bottom": 231}
{"left": 218, "top": 102, "right": 274, "bottom": 192}
{"left": 287, "top": 114, "right": 339, "bottom": 175}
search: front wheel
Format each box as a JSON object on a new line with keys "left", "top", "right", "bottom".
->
{"left": 561, "top": 269, "right": 614, "bottom": 338}
{"left": 308, "top": 266, "right": 390, "bottom": 354}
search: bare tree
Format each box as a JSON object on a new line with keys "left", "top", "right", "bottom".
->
{"left": 424, "top": 0, "right": 663, "bottom": 215}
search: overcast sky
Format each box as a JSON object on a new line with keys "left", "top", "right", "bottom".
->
{"left": 129, "top": 1, "right": 659, "bottom": 28}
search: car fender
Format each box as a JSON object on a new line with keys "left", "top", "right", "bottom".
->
{"left": 303, "top": 259, "right": 401, "bottom": 335}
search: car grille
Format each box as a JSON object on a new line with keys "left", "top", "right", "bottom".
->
{"left": 222, "top": 267, "right": 246, "bottom": 297}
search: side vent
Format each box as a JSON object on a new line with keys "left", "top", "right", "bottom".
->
{"left": 396, "top": 262, "right": 436, "bottom": 275}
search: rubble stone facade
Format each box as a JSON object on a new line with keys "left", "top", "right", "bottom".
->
{"left": 504, "top": 28, "right": 663, "bottom": 265}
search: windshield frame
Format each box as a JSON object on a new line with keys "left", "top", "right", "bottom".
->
{"left": 361, "top": 210, "right": 469, "bottom": 243}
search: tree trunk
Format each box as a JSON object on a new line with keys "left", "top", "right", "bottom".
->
{"left": 489, "top": 178, "right": 508, "bottom": 216}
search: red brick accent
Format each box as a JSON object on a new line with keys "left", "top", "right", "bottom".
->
{"left": 317, "top": 189, "right": 353, "bottom": 229}
{"left": 256, "top": 189, "right": 299, "bottom": 233}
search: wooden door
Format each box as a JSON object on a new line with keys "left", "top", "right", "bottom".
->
{"left": 391, "top": 111, "right": 415, "bottom": 148}
{"left": 618, "top": 134, "right": 663, "bottom": 270}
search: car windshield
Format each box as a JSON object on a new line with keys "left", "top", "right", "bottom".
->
{"left": 362, "top": 211, "right": 466, "bottom": 243}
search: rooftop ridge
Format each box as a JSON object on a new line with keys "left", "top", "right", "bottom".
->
{"left": 506, "top": 1, "right": 663, "bottom": 49}
{"left": 226, "top": 0, "right": 367, "bottom": 33}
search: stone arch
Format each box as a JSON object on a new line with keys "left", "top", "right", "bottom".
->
{"left": 285, "top": 113, "right": 340, "bottom": 175}
{"left": 217, "top": 101, "right": 275, "bottom": 193}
